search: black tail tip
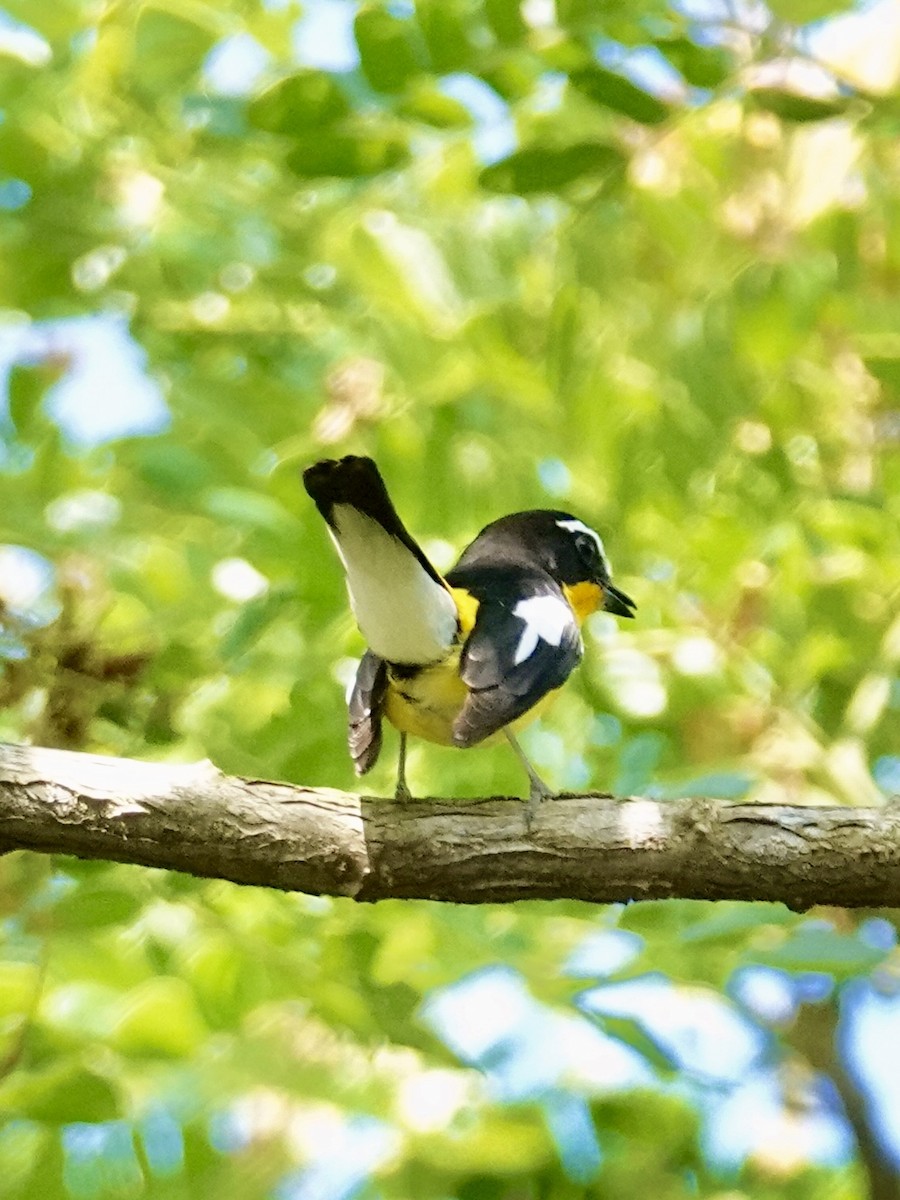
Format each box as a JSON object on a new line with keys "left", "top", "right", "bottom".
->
{"left": 302, "top": 455, "right": 378, "bottom": 499}
{"left": 302, "top": 455, "right": 389, "bottom": 523}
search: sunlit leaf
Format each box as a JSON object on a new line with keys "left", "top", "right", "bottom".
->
{"left": 111, "top": 978, "right": 207, "bottom": 1058}
{"left": 286, "top": 131, "right": 410, "bottom": 178}
{"left": 679, "top": 904, "right": 793, "bottom": 945}
{"left": 202, "top": 488, "right": 299, "bottom": 534}
{"left": 0, "top": 1065, "right": 119, "bottom": 1124}
{"left": 132, "top": 6, "right": 218, "bottom": 92}
{"left": 480, "top": 142, "right": 624, "bottom": 193}
{"left": 354, "top": 8, "right": 421, "bottom": 93}
{"left": 748, "top": 87, "right": 851, "bottom": 122}
{"left": 484, "top": 0, "right": 527, "bottom": 45}
{"left": 8, "top": 365, "right": 52, "bottom": 439}
{"left": 415, "top": 0, "right": 474, "bottom": 73}
{"left": 766, "top": 0, "right": 855, "bottom": 22}
{"left": 591, "top": 1013, "right": 678, "bottom": 1074}
{"left": 570, "top": 66, "right": 671, "bottom": 124}
{"left": 749, "top": 927, "right": 888, "bottom": 978}
{"left": 136, "top": 444, "right": 215, "bottom": 499}
{"left": 248, "top": 71, "right": 349, "bottom": 134}
{"left": 477, "top": 56, "right": 538, "bottom": 101}
{"left": 0, "top": 961, "right": 41, "bottom": 1018}
{"left": 400, "top": 83, "right": 473, "bottom": 129}
{"left": 655, "top": 37, "right": 733, "bottom": 89}
{"left": 51, "top": 887, "right": 143, "bottom": 930}
{"left": 862, "top": 354, "right": 900, "bottom": 392}
{"left": 1, "top": 0, "right": 82, "bottom": 42}
{"left": 219, "top": 586, "right": 293, "bottom": 660}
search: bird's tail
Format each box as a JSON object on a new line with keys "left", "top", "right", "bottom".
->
{"left": 303, "top": 456, "right": 458, "bottom": 665}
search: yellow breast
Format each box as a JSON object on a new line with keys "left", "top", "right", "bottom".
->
{"left": 563, "top": 580, "right": 603, "bottom": 623}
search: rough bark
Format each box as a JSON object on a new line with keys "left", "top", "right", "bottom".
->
{"left": 0, "top": 742, "right": 897, "bottom": 909}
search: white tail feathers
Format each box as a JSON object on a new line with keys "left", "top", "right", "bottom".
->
{"left": 329, "top": 504, "right": 458, "bottom": 664}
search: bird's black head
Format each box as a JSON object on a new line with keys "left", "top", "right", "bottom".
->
{"left": 456, "top": 510, "right": 636, "bottom": 620}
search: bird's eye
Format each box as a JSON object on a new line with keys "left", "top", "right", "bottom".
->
{"left": 574, "top": 533, "right": 598, "bottom": 564}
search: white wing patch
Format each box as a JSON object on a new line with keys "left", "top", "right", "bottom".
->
{"left": 512, "top": 594, "right": 574, "bottom": 665}
{"left": 556, "top": 518, "right": 609, "bottom": 568}
{"left": 329, "top": 505, "right": 457, "bottom": 664}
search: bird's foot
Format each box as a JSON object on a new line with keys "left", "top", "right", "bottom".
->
{"left": 394, "top": 732, "right": 413, "bottom": 801}
{"left": 523, "top": 780, "right": 555, "bottom": 832}
{"left": 503, "top": 729, "right": 556, "bottom": 831}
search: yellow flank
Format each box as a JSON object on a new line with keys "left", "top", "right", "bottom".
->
{"left": 563, "top": 580, "right": 603, "bottom": 624}
{"left": 382, "top": 582, "right": 571, "bottom": 747}
{"left": 384, "top": 651, "right": 468, "bottom": 745}
{"left": 383, "top": 656, "right": 561, "bottom": 746}
{"left": 383, "top": 585, "right": 477, "bottom": 745}
{"left": 448, "top": 585, "right": 480, "bottom": 635}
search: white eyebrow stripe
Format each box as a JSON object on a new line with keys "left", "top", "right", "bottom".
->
{"left": 556, "top": 518, "right": 608, "bottom": 565}
{"left": 512, "top": 594, "right": 573, "bottom": 665}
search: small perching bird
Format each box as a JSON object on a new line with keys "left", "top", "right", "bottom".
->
{"left": 303, "top": 455, "right": 636, "bottom": 821}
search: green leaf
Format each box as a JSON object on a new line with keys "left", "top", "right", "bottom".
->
{"left": 748, "top": 87, "right": 850, "bottom": 122}
{"left": 183, "top": 95, "right": 247, "bottom": 138}
{"left": 8, "top": 365, "right": 50, "bottom": 439}
{"left": 479, "top": 57, "right": 539, "bottom": 101}
{"left": 749, "top": 927, "right": 887, "bottom": 978}
{"left": 41, "top": 983, "right": 122, "bottom": 1043}
{"left": 480, "top": 142, "right": 624, "bottom": 193}
{"left": 0, "top": 1064, "right": 120, "bottom": 1124}
{"left": 202, "top": 488, "right": 299, "bottom": 535}
{"left": 679, "top": 903, "right": 793, "bottom": 945}
{"left": 0, "top": 961, "right": 41, "bottom": 1019}
{"left": 111, "top": 978, "right": 207, "bottom": 1058}
{"left": 248, "top": 71, "right": 349, "bottom": 134}
{"left": 132, "top": 5, "right": 218, "bottom": 92}
{"left": 285, "top": 131, "right": 409, "bottom": 178}
{"left": 863, "top": 354, "right": 900, "bottom": 392}
{"left": 655, "top": 37, "right": 733, "bottom": 89}
{"left": 52, "top": 887, "right": 143, "bottom": 931}
{"left": 484, "top": 0, "right": 527, "bottom": 46}
{"left": 0, "top": 1120, "right": 52, "bottom": 1200}
{"left": 1, "top": 0, "right": 83, "bottom": 42}
{"left": 136, "top": 444, "right": 214, "bottom": 499}
{"left": 400, "top": 83, "right": 473, "bottom": 129}
{"left": 766, "top": 0, "right": 855, "bottom": 22}
{"left": 556, "top": 0, "right": 597, "bottom": 25}
{"left": 593, "top": 1013, "right": 678, "bottom": 1074}
{"left": 618, "top": 902, "right": 693, "bottom": 936}
{"left": 219, "top": 587, "right": 293, "bottom": 661}
{"left": 571, "top": 66, "right": 671, "bottom": 124}
{"left": 354, "top": 8, "right": 421, "bottom": 94}
{"left": 415, "top": 0, "right": 474, "bottom": 73}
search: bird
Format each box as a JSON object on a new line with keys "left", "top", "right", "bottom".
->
{"left": 302, "top": 455, "right": 636, "bottom": 821}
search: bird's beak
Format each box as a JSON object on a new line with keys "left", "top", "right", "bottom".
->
{"left": 603, "top": 582, "right": 636, "bottom": 618}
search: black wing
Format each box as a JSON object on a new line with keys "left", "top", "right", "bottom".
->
{"left": 452, "top": 584, "right": 582, "bottom": 748}
{"left": 347, "top": 650, "right": 388, "bottom": 775}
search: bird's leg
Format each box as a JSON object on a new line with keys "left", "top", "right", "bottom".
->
{"left": 504, "top": 730, "right": 553, "bottom": 828}
{"left": 395, "top": 732, "right": 412, "bottom": 801}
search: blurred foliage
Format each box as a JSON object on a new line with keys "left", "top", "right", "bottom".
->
{"left": 1, "top": 0, "right": 899, "bottom": 1196}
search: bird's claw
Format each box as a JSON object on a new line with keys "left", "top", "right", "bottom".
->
{"left": 523, "top": 782, "right": 554, "bottom": 832}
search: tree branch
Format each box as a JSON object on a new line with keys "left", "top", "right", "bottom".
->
{"left": 0, "top": 742, "right": 897, "bottom": 908}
